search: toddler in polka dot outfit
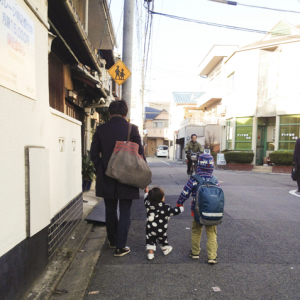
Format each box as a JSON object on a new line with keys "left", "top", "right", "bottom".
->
{"left": 144, "top": 187, "right": 184, "bottom": 260}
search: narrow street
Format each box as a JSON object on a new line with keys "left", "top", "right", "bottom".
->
{"left": 84, "top": 157, "right": 300, "bottom": 299}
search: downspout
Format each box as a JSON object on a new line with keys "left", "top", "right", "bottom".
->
{"left": 62, "top": 0, "right": 101, "bottom": 74}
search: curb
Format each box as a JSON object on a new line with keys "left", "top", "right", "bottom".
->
{"left": 44, "top": 223, "right": 94, "bottom": 300}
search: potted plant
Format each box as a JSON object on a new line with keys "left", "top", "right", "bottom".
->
{"left": 82, "top": 155, "right": 96, "bottom": 192}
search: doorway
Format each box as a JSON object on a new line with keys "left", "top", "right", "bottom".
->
{"left": 256, "top": 126, "right": 266, "bottom": 165}
{"left": 256, "top": 117, "right": 276, "bottom": 165}
{"left": 147, "top": 139, "right": 157, "bottom": 156}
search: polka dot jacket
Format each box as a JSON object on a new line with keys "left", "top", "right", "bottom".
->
{"left": 144, "top": 193, "right": 184, "bottom": 248}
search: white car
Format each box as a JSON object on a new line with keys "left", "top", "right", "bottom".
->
{"left": 156, "top": 145, "right": 169, "bottom": 157}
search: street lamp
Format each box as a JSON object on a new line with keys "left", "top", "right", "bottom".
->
{"left": 208, "top": 0, "right": 237, "bottom": 5}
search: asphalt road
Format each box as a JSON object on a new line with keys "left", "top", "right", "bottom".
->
{"left": 84, "top": 157, "right": 300, "bottom": 300}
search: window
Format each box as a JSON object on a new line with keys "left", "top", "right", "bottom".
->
{"left": 227, "top": 72, "right": 235, "bottom": 95}
{"left": 158, "top": 146, "right": 168, "bottom": 150}
{"left": 49, "top": 53, "right": 64, "bottom": 113}
{"left": 226, "top": 120, "right": 233, "bottom": 149}
{"left": 279, "top": 115, "right": 300, "bottom": 150}
{"left": 235, "top": 117, "right": 253, "bottom": 150}
{"left": 153, "top": 122, "right": 163, "bottom": 128}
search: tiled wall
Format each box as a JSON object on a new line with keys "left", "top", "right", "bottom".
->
{"left": 48, "top": 193, "right": 83, "bottom": 259}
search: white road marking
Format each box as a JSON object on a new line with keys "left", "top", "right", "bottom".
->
{"left": 161, "top": 161, "right": 170, "bottom": 165}
{"left": 289, "top": 190, "right": 300, "bottom": 197}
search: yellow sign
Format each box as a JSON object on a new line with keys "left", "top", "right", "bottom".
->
{"left": 108, "top": 60, "right": 132, "bottom": 86}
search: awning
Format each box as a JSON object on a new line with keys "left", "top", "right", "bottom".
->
{"left": 48, "top": 0, "right": 101, "bottom": 73}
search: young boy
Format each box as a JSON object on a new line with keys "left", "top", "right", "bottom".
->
{"left": 177, "top": 153, "right": 220, "bottom": 264}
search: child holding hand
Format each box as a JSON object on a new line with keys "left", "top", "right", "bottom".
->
{"left": 144, "top": 187, "right": 184, "bottom": 260}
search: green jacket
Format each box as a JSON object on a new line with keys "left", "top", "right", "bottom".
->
{"left": 184, "top": 141, "right": 203, "bottom": 155}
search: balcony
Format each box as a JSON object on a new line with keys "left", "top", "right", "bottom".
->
{"left": 180, "top": 117, "right": 220, "bottom": 128}
{"left": 147, "top": 128, "right": 169, "bottom": 138}
{"left": 197, "top": 78, "right": 223, "bottom": 109}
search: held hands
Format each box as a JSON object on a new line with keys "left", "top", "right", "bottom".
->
{"left": 144, "top": 186, "right": 149, "bottom": 193}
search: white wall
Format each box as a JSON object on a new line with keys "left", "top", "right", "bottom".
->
{"left": 277, "top": 42, "right": 300, "bottom": 115}
{"left": 225, "top": 50, "right": 260, "bottom": 119}
{"left": 0, "top": 0, "right": 82, "bottom": 258}
{"left": 49, "top": 110, "right": 82, "bottom": 217}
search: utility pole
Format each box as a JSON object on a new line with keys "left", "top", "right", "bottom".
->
{"left": 122, "top": 0, "right": 134, "bottom": 120}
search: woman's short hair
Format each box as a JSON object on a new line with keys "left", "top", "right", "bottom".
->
{"left": 108, "top": 100, "right": 128, "bottom": 116}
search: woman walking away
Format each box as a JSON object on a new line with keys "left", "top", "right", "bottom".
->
{"left": 91, "top": 100, "right": 146, "bottom": 257}
{"left": 293, "top": 137, "right": 300, "bottom": 192}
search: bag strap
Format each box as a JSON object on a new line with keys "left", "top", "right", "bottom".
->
{"left": 192, "top": 174, "right": 217, "bottom": 185}
{"left": 192, "top": 174, "right": 204, "bottom": 185}
{"left": 127, "top": 123, "right": 132, "bottom": 143}
{"left": 210, "top": 176, "right": 217, "bottom": 184}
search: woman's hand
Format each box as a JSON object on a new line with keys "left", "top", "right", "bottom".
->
{"left": 144, "top": 186, "right": 149, "bottom": 193}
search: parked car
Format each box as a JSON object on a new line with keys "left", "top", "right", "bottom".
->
{"left": 156, "top": 145, "right": 169, "bottom": 157}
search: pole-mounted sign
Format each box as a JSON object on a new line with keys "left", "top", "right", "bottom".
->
{"left": 108, "top": 60, "right": 132, "bottom": 86}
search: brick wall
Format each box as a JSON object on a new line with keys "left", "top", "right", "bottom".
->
{"left": 227, "top": 164, "right": 253, "bottom": 171}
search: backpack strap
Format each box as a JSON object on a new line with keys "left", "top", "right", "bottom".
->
{"left": 192, "top": 174, "right": 204, "bottom": 185}
{"left": 192, "top": 174, "right": 217, "bottom": 185}
{"left": 210, "top": 176, "right": 217, "bottom": 184}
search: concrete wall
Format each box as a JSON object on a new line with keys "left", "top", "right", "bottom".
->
{"left": 224, "top": 50, "right": 260, "bottom": 119}
{"left": 277, "top": 42, "right": 300, "bottom": 115}
{"left": 0, "top": 0, "right": 81, "bottom": 258}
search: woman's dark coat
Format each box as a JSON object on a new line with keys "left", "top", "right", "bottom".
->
{"left": 90, "top": 116, "right": 145, "bottom": 199}
{"left": 293, "top": 138, "right": 300, "bottom": 166}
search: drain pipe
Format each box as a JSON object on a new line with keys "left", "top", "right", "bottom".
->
{"left": 62, "top": 0, "right": 101, "bottom": 74}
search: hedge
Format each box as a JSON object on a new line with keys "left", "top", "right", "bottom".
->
{"left": 269, "top": 151, "right": 294, "bottom": 166}
{"left": 224, "top": 151, "right": 254, "bottom": 164}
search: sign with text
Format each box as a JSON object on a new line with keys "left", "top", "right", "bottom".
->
{"left": 108, "top": 60, "right": 131, "bottom": 86}
{"left": 0, "top": 0, "right": 36, "bottom": 99}
{"left": 217, "top": 153, "right": 226, "bottom": 166}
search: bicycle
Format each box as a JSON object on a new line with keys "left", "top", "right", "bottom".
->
{"left": 186, "top": 151, "right": 201, "bottom": 179}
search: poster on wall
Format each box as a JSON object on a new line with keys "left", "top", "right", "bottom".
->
{"left": 0, "top": 0, "right": 36, "bottom": 99}
{"left": 257, "top": 50, "right": 278, "bottom": 116}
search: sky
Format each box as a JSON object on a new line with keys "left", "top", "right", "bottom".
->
{"left": 109, "top": 0, "right": 300, "bottom": 105}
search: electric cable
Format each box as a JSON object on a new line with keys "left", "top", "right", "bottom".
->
{"left": 237, "top": 1, "right": 300, "bottom": 14}
{"left": 149, "top": 10, "right": 268, "bottom": 34}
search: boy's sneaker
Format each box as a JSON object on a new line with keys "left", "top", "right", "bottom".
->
{"left": 189, "top": 250, "right": 199, "bottom": 259}
{"left": 114, "top": 247, "right": 130, "bottom": 257}
{"left": 208, "top": 257, "right": 218, "bottom": 264}
{"left": 147, "top": 253, "right": 154, "bottom": 260}
{"left": 162, "top": 246, "right": 173, "bottom": 255}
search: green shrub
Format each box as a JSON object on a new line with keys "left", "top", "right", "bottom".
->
{"left": 224, "top": 151, "right": 254, "bottom": 164}
{"left": 269, "top": 151, "right": 293, "bottom": 166}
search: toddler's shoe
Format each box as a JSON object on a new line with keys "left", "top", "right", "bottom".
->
{"left": 147, "top": 253, "right": 154, "bottom": 260}
{"left": 162, "top": 246, "right": 173, "bottom": 255}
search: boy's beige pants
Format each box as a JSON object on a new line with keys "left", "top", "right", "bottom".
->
{"left": 191, "top": 219, "right": 218, "bottom": 259}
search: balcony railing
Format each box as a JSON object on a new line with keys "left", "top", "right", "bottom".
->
{"left": 146, "top": 127, "right": 169, "bottom": 138}
{"left": 180, "top": 117, "right": 220, "bottom": 128}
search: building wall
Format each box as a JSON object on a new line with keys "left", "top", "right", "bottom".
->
{"left": 225, "top": 49, "right": 260, "bottom": 119}
{"left": 277, "top": 42, "right": 300, "bottom": 115}
{"left": 0, "top": 1, "right": 82, "bottom": 298}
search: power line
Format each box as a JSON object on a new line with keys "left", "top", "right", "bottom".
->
{"left": 237, "top": 1, "right": 300, "bottom": 14}
{"left": 149, "top": 10, "right": 268, "bottom": 34}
